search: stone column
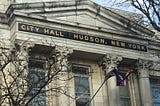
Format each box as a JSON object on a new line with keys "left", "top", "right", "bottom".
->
{"left": 2, "top": 41, "right": 34, "bottom": 105}
{"left": 13, "top": 41, "right": 35, "bottom": 84}
{"left": 14, "top": 41, "right": 34, "bottom": 103}
{"left": 14, "top": 41, "right": 34, "bottom": 71}
{"left": 102, "top": 55, "right": 122, "bottom": 106}
{"left": 55, "top": 46, "right": 73, "bottom": 106}
{"left": 137, "top": 59, "right": 153, "bottom": 106}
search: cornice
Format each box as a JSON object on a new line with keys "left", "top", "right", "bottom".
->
{"left": 8, "top": 11, "right": 153, "bottom": 42}
{"left": 148, "top": 40, "right": 160, "bottom": 51}
{"left": 0, "top": 13, "right": 8, "bottom": 24}
{"left": 4, "top": 0, "right": 154, "bottom": 37}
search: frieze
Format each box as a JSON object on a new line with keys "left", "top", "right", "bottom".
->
{"left": 18, "top": 23, "right": 147, "bottom": 52}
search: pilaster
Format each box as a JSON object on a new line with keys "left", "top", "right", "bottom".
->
{"left": 13, "top": 41, "right": 35, "bottom": 95}
{"left": 55, "top": 46, "right": 73, "bottom": 106}
{"left": 137, "top": 59, "right": 153, "bottom": 106}
{"left": 102, "top": 54, "right": 122, "bottom": 106}
{"left": 14, "top": 41, "right": 35, "bottom": 71}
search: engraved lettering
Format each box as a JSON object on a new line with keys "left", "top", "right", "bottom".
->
{"left": 137, "top": 45, "right": 141, "bottom": 50}
{"left": 35, "top": 27, "right": 39, "bottom": 32}
{"left": 90, "top": 36, "right": 94, "bottom": 42}
{"left": 128, "top": 44, "right": 132, "bottom": 48}
{"left": 50, "top": 30, "right": 55, "bottom": 35}
{"left": 85, "top": 36, "right": 89, "bottom": 40}
{"left": 132, "top": 44, "right": 137, "bottom": 49}
{"left": 95, "top": 38, "right": 99, "bottom": 43}
{"left": 141, "top": 46, "right": 145, "bottom": 50}
{"left": 100, "top": 39, "right": 105, "bottom": 44}
{"left": 18, "top": 23, "right": 147, "bottom": 52}
{"left": 21, "top": 25, "right": 26, "bottom": 30}
{"left": 111, "top": 40, "right": 116, "bottom": 46}
{"left": 30, "top": 26, "right": 34, "bottom": 31}
{"left": 116, "top": 41, "right": 121, "bottom": 46}
{"left": 26, "top": 26, "right": 30, "bottom": 31}
{"left": 121, "top": 42, "right": 125, "bottom": 47}
{"left": 44, "top": 28, "right": 50, "bottom": 34}
{"left": 74, "top": 34, "right": 79, "bottom": 39}
{"left": 55, "top": 31, "right": 59, "bottom": 36}
{"left": 79, "top": 35, "right": 84, "bottom": 40}
{"left": 59, "top": 31, "right": 64, "bottom": 37}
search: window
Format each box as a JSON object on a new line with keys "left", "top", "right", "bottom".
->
{"left": 119, "top": 71, "right": 131, "bottom": 106}
{"left": 150, "top": 78, "right": 160, "bottom": 106}
{"left": 28, "top": 59, "right": 46, "bottom": 106}
{"left": 119, "top": 86, "right": 131, "bottom": 106}
{"left": 72, "top": 64, "right": 91, "bottom": 106}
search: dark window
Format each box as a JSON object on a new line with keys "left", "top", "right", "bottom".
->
{"left": 28, "top": 59, "right": 44, "bottom": 69}
{"left": 28, "top": 59, "right": 46, "bottom": 106}
{"left": 119, "top": 72, "right": 131, "bottom": 106}
{"left": 72, "top": 64, "right": 90, "bottom": 106}
{"left": 119, "top": 86, "right": 131, "bottom": 106}
{"left": 150, "top": 78, "right": 160, "bottom": 106}
{"left": 72, "top": 65, "right": 89, "bottom": 75}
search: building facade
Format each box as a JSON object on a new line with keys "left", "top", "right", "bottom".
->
{"left": 0, "top": 0, "right": 160, "bottom": 106}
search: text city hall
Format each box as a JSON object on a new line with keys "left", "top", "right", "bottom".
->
{"left": 18, "top": 23, "right": 147, "bottom": 52}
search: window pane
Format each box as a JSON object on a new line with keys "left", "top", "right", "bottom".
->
{"left": 76, "top": 98, "right": 90, "bottom": 106}
{"left": 119, "top": 86, "right": 131, "bottom": 106}
{"left": 119, "top": 86, "right": 130, "bottom": 97}
{"left": 28, "top": 70, "right": 45, "bottom": 89}
{"left": 120, "top": 98, "right": 131, "bottom": 106}
{"left": 29, "top": 59, "right": 44, "bottom": 69}
{"left": 73, "top": 65, "right": 90, "bottom": 106}
{"left": 150, "top": 78, "right": 160, "bottom": 106}
{"left": 74, "top": 76, "right": 90, "bottom": 94}
{"left": 72, "top": 65, "right": 89, "bottom": 75}
{"left": 28, "top": 59, "right": 46, "bottom": 106}
{"left": 151, "top": 86, "right": 160, "bottom": 106}
{"left": 29, "top": 92, "right": 46, "bottom": 106}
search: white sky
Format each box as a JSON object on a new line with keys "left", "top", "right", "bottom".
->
{"left": 92, "top": 0, "right": 107, "bottom": 6}
{"left": 91, "top": 0, "right": 158, "bottom": 26}
{"left": 91, "top": 0, "right": 140, "bottom": 13}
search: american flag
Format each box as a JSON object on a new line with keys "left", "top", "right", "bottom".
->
{"left": 121, "top": 69, "right": 134, "bottom": 86}
{"left": 112, "top": 69, "right": 134, "bottom": 86}
{"left": 112, "top": 69, "right": 123, "bottom": 86}
{"left": 105, "top": 70, "right": 115, "bottom": 80}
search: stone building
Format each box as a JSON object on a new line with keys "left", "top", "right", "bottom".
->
{"left": 0, "top": 0, "right": 160, "bottom": 106}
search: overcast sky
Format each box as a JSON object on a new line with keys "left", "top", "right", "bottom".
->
{"left": 92, "top": 0, "right": 107, "bottom": 6}
{"left": 91, "top": 0, "right": 139, "bottom": 13}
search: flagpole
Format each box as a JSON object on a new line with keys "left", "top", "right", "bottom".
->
{"left": 85, "top": 73, "right": 113, "bottom": 106}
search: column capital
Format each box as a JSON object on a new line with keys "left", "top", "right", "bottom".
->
{"left": 136, "top": 59, "right": 153, "bottom": 70}
{"left": 55, "top": 46, "right": 73, "bottom": 57}
{"left": 101, "top": 54, "right": 122, "bottom": 72}
{"left": 14, "top": 41, "right": 35, "bottom": 52}
{"left": 55, "top": 46, "right": 73, "bottom": 72}
{"left": 136, "top": 59, "right": 153, "bottom": 78}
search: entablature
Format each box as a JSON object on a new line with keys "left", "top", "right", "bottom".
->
{"left": 9, "top": 20, "right": 158, "bottom": 62}
{"left": 5, "top": 0, "right": 155, "bottom": 38}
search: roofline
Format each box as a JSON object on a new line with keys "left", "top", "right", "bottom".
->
{"left": 4, "top": 0, "right": 155, "bottom": 36}
{"left": 7, "top": 11, "right": 152, "bottom": 41}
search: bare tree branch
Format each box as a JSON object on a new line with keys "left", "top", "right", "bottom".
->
{"left": 0, "top": 40, "right": 74, "bottom": 106}
{"left": 105, "top": 0, "right": 160, "bottom": 31}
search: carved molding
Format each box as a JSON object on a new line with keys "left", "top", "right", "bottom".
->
{"left": 152, "top": 62, "right": 160, "bottom": 71}
{"left": 55, "top": 46, "right": 73, "bottom": 72}
{"left": 101, "top": 54, "right": 122, "bottom": 72}
{"left": 136, "top": 59, "right": 153, "bottom": 78}
{"left": 14, "top": 41, "right": 35, "bottom": 53}
{"left": 137, "top": 59, "right": 153, "bottom": 70}
{"left": 13, "top": 41, "right": 35, "bottom": 73}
